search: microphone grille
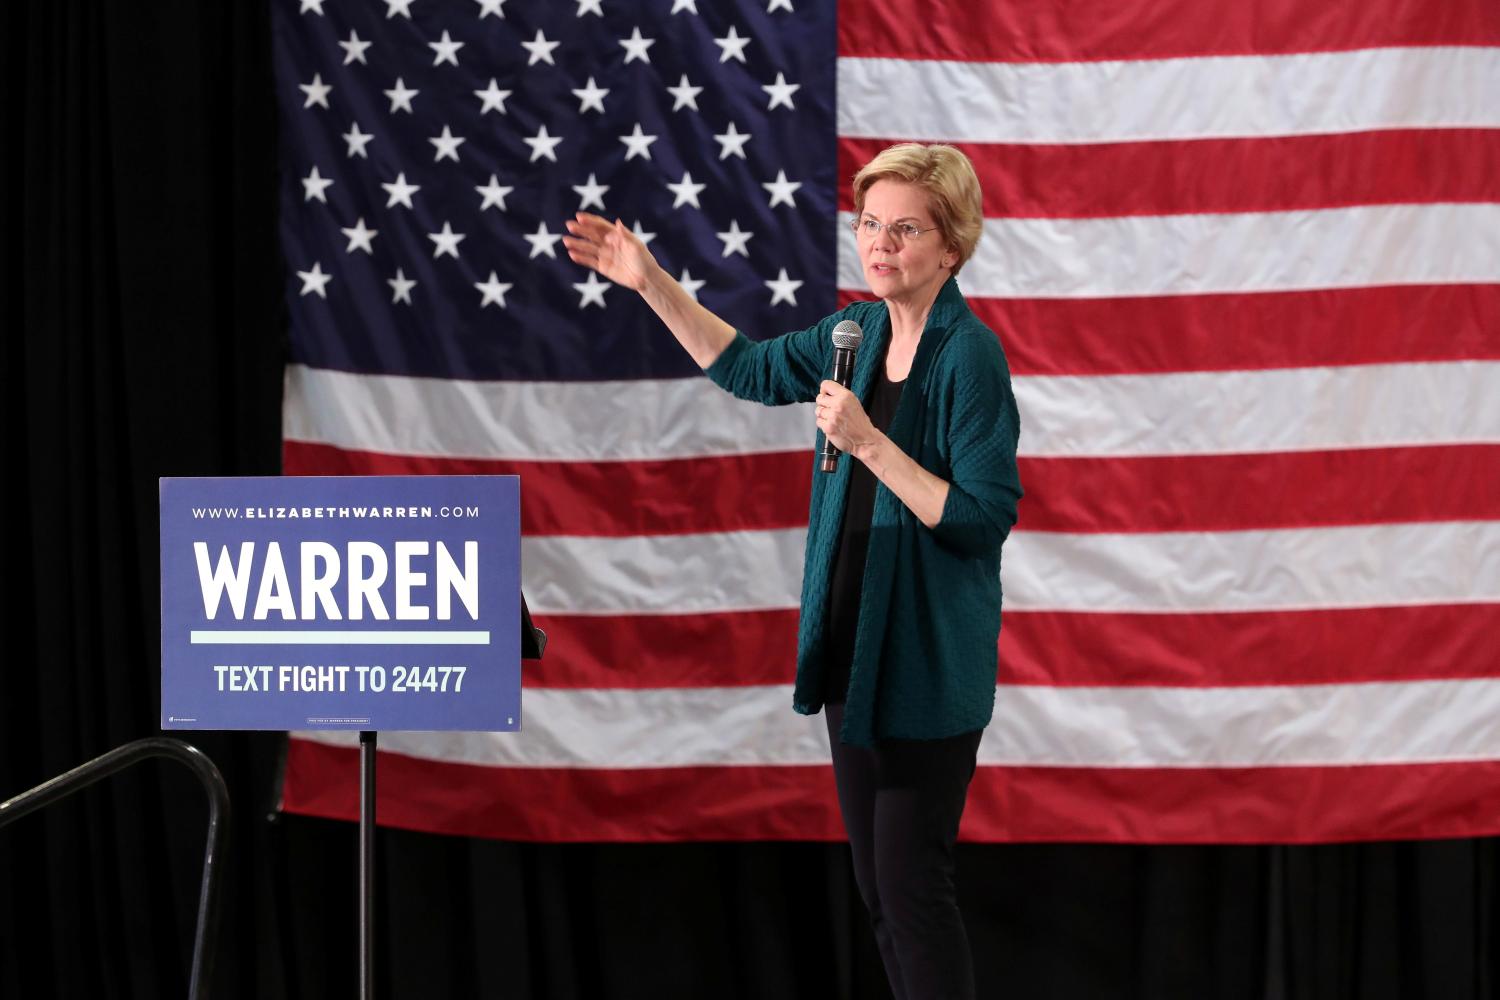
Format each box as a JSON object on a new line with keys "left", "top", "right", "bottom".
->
{"left": 831, "top": 320, "right": 864, "bottom": 351}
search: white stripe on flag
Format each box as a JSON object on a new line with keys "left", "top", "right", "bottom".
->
{"left": 298, "top": 675, "right": 1500, "bottom": 768}
{"left": 284, "top": 361, "right": 1500, "bottom": 463}
{"left": 988, "top": 679, "right": 1500, "bottom": 767}
{"left": 837, "top": 47, "right": 1500, "bottom": 144}
{"left": 522, "top": 528, "right": 806, "bottom": 614}
{"left": 1003, "top": 521, "right": 1500, "bottom": 612}
{"left": 1016, "top": 361, "right": 1500, "bottom": 457}
{"left": 839, "top": 204, "right": 1500, "bottom": 299}
{"left": 299, "top": 686, "right": 831, "bottom": 767}
{"left": 518, "top": 521, "right": 1497, "bottom": 616}
{"left": 284, "top": 364, "right": 814, "bottom": 462}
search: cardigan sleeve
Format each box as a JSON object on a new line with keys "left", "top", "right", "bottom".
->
{"left": 703, "top": 310, "right": 845, "bottom": 406}
{"left": 931, "top": 329, "right": 1023, "bottom": 556}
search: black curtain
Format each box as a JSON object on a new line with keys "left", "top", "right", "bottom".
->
{"left": 2, "top": 2, "right": 1497, "bottom": 998}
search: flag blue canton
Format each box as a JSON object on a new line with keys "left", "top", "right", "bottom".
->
{"left": 272, "top": 0, "right": 838, "bottom": 382}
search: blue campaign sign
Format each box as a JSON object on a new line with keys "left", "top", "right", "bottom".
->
{"left": 160, "top": 476, "right": 521, "bottom": 732}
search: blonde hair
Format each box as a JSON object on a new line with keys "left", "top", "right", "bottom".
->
{"left": 851, "top": 143, "right": 983, "bottom": 276}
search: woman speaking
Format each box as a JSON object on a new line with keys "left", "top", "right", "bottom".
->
{"left": 563, "top": 143, "right": 1022, "bottom": 1000}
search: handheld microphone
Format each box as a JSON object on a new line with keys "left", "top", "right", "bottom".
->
{"left": 819, "top": 320, "right": 864, "bottom": 473}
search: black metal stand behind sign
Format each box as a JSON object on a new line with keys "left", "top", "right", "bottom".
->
{"left": 355, "top": 596, "right": 547, "bottom": 1000}
{"left": 359, "top": 730, "right": 377, "bottom": 1000}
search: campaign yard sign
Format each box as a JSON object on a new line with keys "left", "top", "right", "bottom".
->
{"left": 160, "top": 476, "right": 520, "bottom": 732}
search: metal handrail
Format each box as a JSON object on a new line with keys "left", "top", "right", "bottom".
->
{"left": 0, "top": 737, "right": 230, "bottom": 1000}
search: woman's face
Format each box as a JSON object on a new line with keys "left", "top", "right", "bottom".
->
{"left": 855, "top": 179, "right": 953, "bottom": 308}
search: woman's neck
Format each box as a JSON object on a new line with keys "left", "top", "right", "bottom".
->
{"left": 885, "top": 277, "right": 945, "bottom": 343}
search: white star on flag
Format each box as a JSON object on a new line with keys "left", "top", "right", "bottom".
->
{"left": 522, "top": 29, "right": 560, "bottom": 66}
{"left": 667, "top": 75, "right": 702, "bottom": 111}
{"left": 618, "top": 123, "right": 657, "bottom": 161}
{"left": 713, "top": 26, "right": 750, "bottom": 63}
{"left": 429, "top": 30, "right": 463, "bottom": 66}
{"left": 525, "top": 222, "right": 564, "bottom": 259}
{"left": 762, "top": 72, "right": 800, "bottom": 111}
{"left": 341, "top": 218, "right": 378, "bottom": 254}
{"left": 573, "top": 272, "right": 611, "bottom": 308}
{"left": 338, "top": 30, "right": 372, "bottom": 65}
{"left": 299, "top": 0, "right": 325, "bottom": 14}
{"left": 678, "top": 269, "right": 705, "bottom": 301}
{"left": 297, "top": 262, "right": 333, "bottom": 297}
{"left": 765, "top": 268, "right": 803, "bottom": 305}
{"left": 385, "top": 0, "right": 415, "bottom": 18}
{"left": 572, "top": 173, "right": 609, "bottom": 211}
{"left": 767, "top": 0, "right": 793, "bottom": 11}
{"left": 342, "top": 122, "right": 374, "bottom": 158}
{"left": 387, "top": 268, "right": 416, "bottom": 304}
{"left": 572, "top": 77, "right": 609, "bottom": 114}
{"left": 667, "top": 172, "right": 707, "bottom": 209}
{"left": 476, "top": 175, "right": 513, "bottom": 211}
{"left": 475, "top": 272, "right": 513, "bottom": 308}
{"left": 576, "top": 0, "right": 603, "bottom": 15}
{"left": 670, "top": 0, "right": 697, "bottom": 12}
{"left": 713, "top": 122, "right": 751, "bottom": 160}
{"left": 761, "top": 170, "right": 802, "bottom": 208}
{"left": 381, "top": 172, "right": 419, "bottom": 208}
{"left": 630, "top": 221, "right": 656, "bottom": 246}
{"left": 716, "top": 220, "right": 753, "bottom": 257}
{"left": 429, "top": 126, "right": 465, "bottom": 162}
{"left": 301, "top": 165, "right": 334, "bottom": 202}
{"left": 523, "top": 125, "right": 564, "bottom": 162}
{"left": 619, "top": 27, "right": 655, "bottom": 64}
{"left": 474, "top": 0, "right": 506, "bottom": 17}
{"left": 475, "top": 79, "right": 511, "bottom": 114}
{"left": 383, "top": 78, "right": 418, "bottom": 113}
{"left": 427, "top": 222, "right": 465, "bottom": 258}
{"left": 299, "top": 74, "right": 332, "bottom": 109}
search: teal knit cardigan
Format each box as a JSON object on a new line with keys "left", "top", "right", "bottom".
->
{"left": 705, "top": 278, "right": 1022, "bottom": 745}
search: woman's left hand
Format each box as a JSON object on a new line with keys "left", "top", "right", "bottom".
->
{"left": 816, "top": 380, "right": 878, "bottom": 458}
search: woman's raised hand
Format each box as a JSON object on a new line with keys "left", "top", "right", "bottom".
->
{"left": 564, "top": 211, "right": 737, "bottom": 369}
{"left": 563, "top": 213, "right": 658, "bottom": 293}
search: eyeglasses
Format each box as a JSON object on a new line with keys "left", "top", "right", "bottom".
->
{"left": 849, "top": 217, "right": 939, "bottom": 242}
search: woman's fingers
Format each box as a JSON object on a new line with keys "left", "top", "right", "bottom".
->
{"left": 815, "top": 380, "right": 873, "bottom": 451}
{"left": 819, "top": 380, "right": 850, "bottom": 402}
{"left": 563, "top": 214, "right": 615, "bottom": 271}
{"left": 561, "top": 237, "right": 599, "bottom": 262}
{"left": 563, "top": 214, "right": 609, "bottom": 249}
{"left": 569, "top": 211, "right": 610, "bottom": 233}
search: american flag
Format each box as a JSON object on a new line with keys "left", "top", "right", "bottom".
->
{"left": 276, "top": 0, "right": 1500, "bottom": 843}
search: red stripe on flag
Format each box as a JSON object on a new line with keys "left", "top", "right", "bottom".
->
{"left": 525, "top": 603, "right": 1500, "bottom": 691}
{"left": 525, "top": 610, "right": 798, "bottom": 688}
{"left": 973, "top": 761, "right": 1500, "bottom": 844}
{"left": 1019, "top": 446, "right": 1500, "bottom": 534}
{"left": 838, "top": 0, "right": 1500, "bottom": 63}
{"left": 284, "top": 441, "right": 814, "bottom": 537}
{"left": 839, "top": 131, "right": 1500, "bottom": 220}
{"left": 281, "top": 738, "right": 845, "bottom": 842}
{"left": 1001, "top": 604, "right": 1500, "bottom": 688}
{"left": 837, "top": 285, "right": 1500, "bottom": 376}
{"left": 281, "top": 739, "right": 1500, "bottom": 843}
{"left": 287, "top": 444, "right": 1499, "bottom": 539}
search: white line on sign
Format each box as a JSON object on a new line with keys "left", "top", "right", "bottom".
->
{"left": 189, "top": 630, "right": 492, "bottom": 645}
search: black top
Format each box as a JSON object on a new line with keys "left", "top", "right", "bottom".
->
{"left": 823, "top": 363, "right": 905, "bottom": 705}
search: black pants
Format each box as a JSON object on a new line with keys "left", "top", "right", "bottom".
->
{"left": 825, "top": 702, "right": 983, "bottom": 1000}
